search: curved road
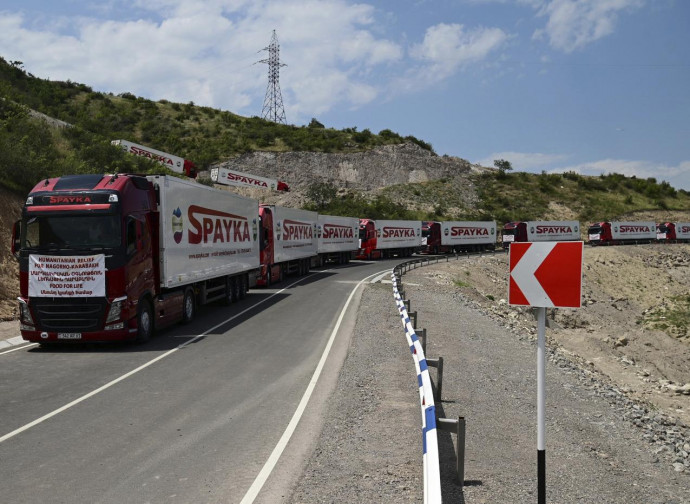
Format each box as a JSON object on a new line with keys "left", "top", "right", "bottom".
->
{"left": 0, "top": 260, "right": 396, "bottom": 503}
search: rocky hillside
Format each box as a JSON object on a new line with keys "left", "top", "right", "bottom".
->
{"left": 211, "top": 142, "right": 489, "bottom": 208}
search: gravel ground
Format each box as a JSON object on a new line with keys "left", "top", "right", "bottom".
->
{"left": 286, "top": 266, "right": 690, "bottom": 503}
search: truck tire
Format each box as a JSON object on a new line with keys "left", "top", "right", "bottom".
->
{"left": 223, "top": 276, "right": 234, "bottom": 306}
{"left": 232, "top": 276, "right": 242, "bottom": 301}
{"left": 239, "top": 275, "right": 247, "bottom": 299}
{"left": 136, "top": 300, "right": 153, "bottom": 343}
{"left": 182, "top": 288, "right": 195, "bottom": 324}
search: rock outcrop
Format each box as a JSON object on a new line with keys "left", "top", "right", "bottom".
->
{"left": 212, "top": 142, "right": 487, "bottom": 194}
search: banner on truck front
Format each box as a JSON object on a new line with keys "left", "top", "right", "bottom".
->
{"left": 29, "top": 254, "right": 106, "bottom": 297}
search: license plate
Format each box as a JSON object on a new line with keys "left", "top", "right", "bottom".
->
{"left": 57, "top": 333, "right": 82, "bottom": 340}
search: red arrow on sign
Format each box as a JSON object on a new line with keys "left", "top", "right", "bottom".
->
{"left": 509, "top": 241, "right": 583, "bottom": 308}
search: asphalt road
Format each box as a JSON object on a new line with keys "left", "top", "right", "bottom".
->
{"left": 0, "top": 260, "right": 396, "bottom": 504}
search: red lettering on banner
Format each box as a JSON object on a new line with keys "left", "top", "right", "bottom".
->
{"left": 451, "top": 227, "right": 488, "bottom": 237}
{"left": 187, "top": 205, "right": 250, "bottom": 244}
{"left": 226, "top": 172, "right": 269, "bottom": 187}
{"left": 323, "top": 224, "right": 354, "bottom": 239}
{"left": 383, "top": 227, "right": 415, "bottom": 238}
{"left": 536, "top": 226, "right": 572, "bottom": 234}
{"left": 283, "top": 220, "right": 313, "bottom": 241}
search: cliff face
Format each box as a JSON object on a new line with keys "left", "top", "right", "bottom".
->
{"left": 212, "top": 143, "right": 487, "bottom": 205}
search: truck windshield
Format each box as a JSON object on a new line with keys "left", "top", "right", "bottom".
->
{"left": 23, "top": 215, "right": 121, "bottom": 250}
{"left": 502, "top": 228, "right": 516, "bottom": 236}
{"left": 588, "top": 225, "right": 603, "bottom": 234}
{"left": 359, "top": 226, "right": 367, "bottom": 240}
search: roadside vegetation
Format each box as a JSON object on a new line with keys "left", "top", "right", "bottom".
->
{"left": 0, "top": 57, "right": 431, "bottom": 196}
{"left": 376, "top": 170, "right": 690, "bottom": 223}
{"left": 2, "top": 56, "right": 688, "bottom": 223}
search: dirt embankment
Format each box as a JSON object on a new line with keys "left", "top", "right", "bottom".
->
{"left": 421, "top": 243, "right": 690, "bottom": 427}
{"left": 0, "top": 187, "right": 22, "bottom": 320}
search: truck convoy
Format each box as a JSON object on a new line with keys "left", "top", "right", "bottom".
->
{"left": 12, "top": 174, "right": 258, "bottom": 344}
{"left": 112, "top": 140, "right": 197, "bottom": 178}
{"left": 357, "top": 219, "right": 422, "bottom": 259}
{"left": 502, "top": 221, "right": 580, "bottom": 248}
{"left": 421, "top": 220, "right": 497, "bottom": 254}
{"left": 256, "top": 205, "right": 318, "bottom": 286}
{"left": 210, "top": 167, "right": 290, "bottom": 192}
{"left": 316, "top": 215, "right": 359, "bottom": 266}
{"left": 13, "top": 169, "right": 687, "bottom": 345}
{"left": 656, "top": 222, "right": 690, "bottom": 243}
{"left": 588, "top": 221, "right": 656, "bottom": 245}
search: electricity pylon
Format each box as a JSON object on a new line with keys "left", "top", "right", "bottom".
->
{"left": 258, "top": 30, "right": 287, "bottom": 124}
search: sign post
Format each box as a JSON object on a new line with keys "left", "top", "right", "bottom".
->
{"left": 509, "top": 241, "right": 583, "bottom": 504}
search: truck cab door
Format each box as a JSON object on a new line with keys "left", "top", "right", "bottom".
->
{"left": 126, "top": 216, "right": 154, "bottom": 301}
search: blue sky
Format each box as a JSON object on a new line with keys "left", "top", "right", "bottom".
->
{"left": 1, "top": 0, "right": 688, "bottom": 190}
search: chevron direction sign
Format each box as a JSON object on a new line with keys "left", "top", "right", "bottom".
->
{"left": 509, "top": 241, "right": 584, "bottom": 308}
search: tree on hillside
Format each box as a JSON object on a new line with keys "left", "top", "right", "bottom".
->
{"left": 306, "top": 182, "right": 337, "bottom": 210}
{"left": 494, "top": 159, "right": 513, "bottom": 178}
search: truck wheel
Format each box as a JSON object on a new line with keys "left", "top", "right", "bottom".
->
{"left": 239, "top": 275, "right": 248, "bottom": 299}
{"left": 266, "top": 269, "right": 272, "bottom": 287}
{"left": 223, "top": 277, "right": 234, "bottom": 306}
{"left": 232, "top": 276, "right": 242, "bottom": 301}
{"left": 182, "top": 288, "right": 195, "bottom": 324}
{"left": 136, "top": 300, "right": 153, "bottom": 343}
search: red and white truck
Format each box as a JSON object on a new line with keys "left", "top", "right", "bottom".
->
{"left": 587, "top": 221, "right": 656, "bottom": 245}
{"left": 316, "top": 215, "right": 359, "bottom": 265}
{"left": 502, "top": 221, "right": 580, "bottom": 248}
{"left": 257, "top": 205, "right": 318, "bottom": 286}
{"left": 112, "top": 139, "right": 197, "bottom": 178}
{"left": 210, "top": 167, "right": 289, "bottom": 192}
{"left": 12, "top": 174, "right": 258, "bottom": 344}
{"left": 356, "top": 219, "right": 422, "bottom": 259}
{"left": 421, "top": 220, "right": 497, "bottom": 254}
{"left": 657, "top": 222, "right": 690, "bottom": 243}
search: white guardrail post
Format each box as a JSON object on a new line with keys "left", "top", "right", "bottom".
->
{"left": 391, "top": 271, "right": 443, "bottom": 504}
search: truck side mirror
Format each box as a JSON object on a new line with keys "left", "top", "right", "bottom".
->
{"left": 11, "top": 220, "right": 21, "bottom": 258}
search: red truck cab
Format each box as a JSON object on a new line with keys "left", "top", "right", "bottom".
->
{"left": 657, "top": 222, "right": 675, "bottom": 242}
{"left": 357, "top": 219, "right": 379, "bottom": 259}
{"left": 257, "top": 205, "right": 279, "bottom": 286}
{"left": 501, "top": 222, "right": 527, "bottom": 248}
{"left": 421, "top": 221, "right": 447, "bottom": 254}
{"left": 587, "top": 222, "right": 612, "bottom": 245}
{"left": 12, "top": 174, "right": 163, "bottom": 343}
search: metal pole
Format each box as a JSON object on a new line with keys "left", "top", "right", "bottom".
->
{"left": 537, "top": 306, "right": 546, "bottom": 504}
{"left": 458, "top": 417, "right": 466, "bottom": 487}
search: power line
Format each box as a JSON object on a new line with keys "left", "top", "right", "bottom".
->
{"left": 257, "top": 30, "right": 287, "bottom": 124}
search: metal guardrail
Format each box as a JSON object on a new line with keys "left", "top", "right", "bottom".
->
{"left": 392, "top": 252, "right": 487, "bottom": 502}
{"left": 391, "top": 271, "right": 442, "bottom": 503}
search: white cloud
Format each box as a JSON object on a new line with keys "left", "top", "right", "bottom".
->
{"left": 554, "top": 158, "right": 690, "bottom": 185}
{"left": 397, "top": 22, "right": 508, "bottom": 91}
{"left": 475, "top": 151, "right": 569, "bottom": 170}
{"left": 533, "top": 0, "right": 644, "bottom": 52}
{"left": 0, "top": 1, "right": 405, "bottom": 122}
{"left": 475, "top": 154, "right": 690, "bottom": 191}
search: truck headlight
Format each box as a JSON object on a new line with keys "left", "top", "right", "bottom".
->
{"left": 105, "top": 296, "right": 128, "bottom": 324}
{"left": 18, "top": 298, "right": 34, "bottom": 326}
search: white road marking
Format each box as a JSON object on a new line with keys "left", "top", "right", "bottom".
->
{"left": 0, "top": 342, "right": 38, "bottom": 355}
{"left": 239, "top": 268, "right": 390, "bottom": 504}
{"left": 0, "top": 277, "right": 308, "bottom": 445}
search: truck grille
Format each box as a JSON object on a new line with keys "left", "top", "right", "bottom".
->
{"left": 32, "top": 298, "right": 107, "bottom": 332}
